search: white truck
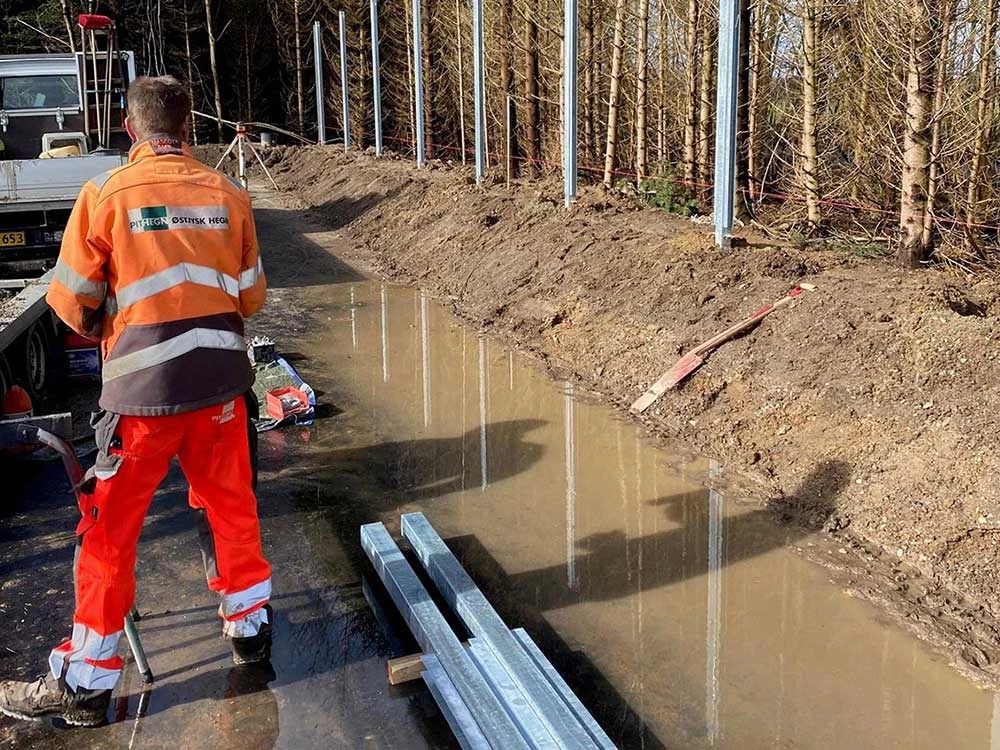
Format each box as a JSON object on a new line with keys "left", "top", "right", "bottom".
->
{"left": 0, "top": 48, "right": 134, "bottom": 399}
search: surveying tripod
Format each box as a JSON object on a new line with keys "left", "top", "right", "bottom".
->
{"left": 215, "top": 123, "right": 280, "bottom": 191}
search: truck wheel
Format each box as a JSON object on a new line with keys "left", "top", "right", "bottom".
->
{"left": 23, "top": 321, "right": 50, "bottom": 399}
{"left": 0, "top": 355, "right": 10, "bottom": 398}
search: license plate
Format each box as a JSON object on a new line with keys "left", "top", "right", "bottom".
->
{"left": 0, "top": 231, "right": 26, "bottom": 247}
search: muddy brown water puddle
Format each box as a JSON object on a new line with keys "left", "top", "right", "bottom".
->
{"left": 282, "top": 282, "right": 997, "bottom": 750}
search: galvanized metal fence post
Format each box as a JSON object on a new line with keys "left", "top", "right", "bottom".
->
{"left": 370, "top": 0, "right": 383, "bottom": 155}
{"left": 412, "top": 0, "right": 426, "bottom": 166}
{"left": 338, "top": 11, "right": 350, "bottom": 152}
{"left": 562, "top": 0, "right": 579, "bottom": 206}
{"left": 713, "top": 0, "right": 740, "bottom": 248}
{"left": 314, "top": 21, "right": 326, "bottom": 145}
{"left": 472, "top": 0, "right": 485, "bottom": 182}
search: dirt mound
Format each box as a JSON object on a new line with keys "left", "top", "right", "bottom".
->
{"left": 220, "top": 145, "right": 1000, "bottom": 685}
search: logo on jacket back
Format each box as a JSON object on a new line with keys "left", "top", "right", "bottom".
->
{"left": 128, "top": 205, "right": 230, "bottom": 233}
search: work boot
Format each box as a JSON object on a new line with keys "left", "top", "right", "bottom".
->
{"left": 229, "top": 604, "right": 273, "bottom": 666}
{"left": 0, "top": 674, "right": 110, "bottom": 727}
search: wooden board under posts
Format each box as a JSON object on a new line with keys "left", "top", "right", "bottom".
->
{"left": 388, "top": 643, "right": 470, "bottom": 686}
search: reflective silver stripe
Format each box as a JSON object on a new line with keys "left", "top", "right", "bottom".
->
{"left": 87, "top": 169, "right": 114, "bottom": 191}
{"left": 103, "top": 328, "right": 246, "bottom": 382}
{"left": 54, "top": 260, "right": 106, "bottom": 299}
{"left": 115, "top": 262, "right": 239, "bottom": 310}
{"left": 239, "top": 258, "right": 263, "bottom": 290}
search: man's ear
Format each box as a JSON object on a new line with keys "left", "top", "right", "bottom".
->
{"left": 124, "top": 117, "right": 138, "bottom": 143}
{"left": 179, "top": 119, "right": 190, "bottom": 144}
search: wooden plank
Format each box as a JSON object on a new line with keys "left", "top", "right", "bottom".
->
{"left": 512, "top": 629, "right": 617, "bottom": 750}
{"left": 421, "top": 655, "right": 493, "bottom": 750}
{"left": 360, "top": 522, "right": 531, "bottom": 750}
{"left": 401, "top": 512, "right": 605, "bottom": 750}
{"left": 388, "top": 641, "right": 470, "bottom": 685}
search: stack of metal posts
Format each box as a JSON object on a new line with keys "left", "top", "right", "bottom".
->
{"left": 361, "top": 512, "right": 617, "bottom": 750}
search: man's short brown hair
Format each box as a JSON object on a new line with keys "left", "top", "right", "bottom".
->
{"left": 126, "top": 76, "right": 191, "bottom": 139}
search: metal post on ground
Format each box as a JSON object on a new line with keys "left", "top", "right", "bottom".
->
{"left": 314, "top": 21, "right": 326, "bottom": 145}
{"left": 472, "top": 0, "right": 485, "bottom": 183}
{"left": 562, "top": 0, "right": 579, "bottom": 207}
{"left": 713, "top": 0, "right": 740, "bottom": 249}
{"left": 370, "top": 0, "right": 383, "bottom": 156}
{"left": 338, "top": 12, "right": 350, "bottom": 152}
{"left": 412, "top": 0, "right": 426, "bottom": 166}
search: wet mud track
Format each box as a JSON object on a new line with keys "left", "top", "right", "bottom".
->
{"left": 3, "top": 190, "right": 999, "bottom": 748}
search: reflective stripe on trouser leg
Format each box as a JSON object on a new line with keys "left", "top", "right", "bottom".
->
{"left": 49, "top": 624, "right": 124, "bottom": 691}
{"left": 220, "top": 578, "right": 272, "bottom": 638}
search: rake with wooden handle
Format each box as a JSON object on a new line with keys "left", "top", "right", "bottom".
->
{"left": 630, "top": 283, "right": 817, "bottom": 414}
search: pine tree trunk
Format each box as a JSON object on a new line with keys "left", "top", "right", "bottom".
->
{"left": 500, "top": 0, "right": 519, "bottom": 174}
{"left": 898, "top": 0, "right": 937, "bottom": 267}
{"left": 406, "top": 0, "right": 416, "bottom": 147}
{"left": 294, "top": 0, "right": 304, "bottom": 136}
{"left": 422, "top": 0, "right": 434, "bottom": 157}
{"left": 682, "top": 0, "right": 699, "bottom": 186}
{"left": 244, "top": 28, "right": 253, "bottom": 122}
{"left": 204, "top": 0, "right": 224, "bottom": 141}
{"left": 735, "top": 0, "right": 752, "bottom": 221}
{"left": 184, "top": 3, "right": 197, "bottom": 145}
{"left": 656, "top": 0, "right": 667, "bottom": 171}
{"left": 748, "top": 3, "right": 775, "bottom": 201}
{"left": 59, "top": 0, "right": 76, "bottom": 52}
{"left": 800, "top": 0, "right": 821, "bottom": 229}
{"left": 635, "top": 0, "right": 650, "bottom": 182}
{"left": 922, "top": 0, "right": 955, "bottom": 249}
{"left": 456, "top": 0, "right": 467, "bottom": 161}
{"left": 524, "top": 17, "right": 542, "bottom": 177}
{"left": 965, "top": 0, "right": 998, "bottom": 246}
{"left": 584, "top": 0, "right": 596, "bottom": 163}
{"left": 697, "top": 19, "right": 715, "bottom": 192}
{"left": 850, "top": 49, "right": 871, "bottom": 202}
{"left": 603, "top": 0, "right": 628, "bottom": 188}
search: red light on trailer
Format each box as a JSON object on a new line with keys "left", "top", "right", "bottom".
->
{"left": 77, "top": 14, "right": 113, "bottom": 30}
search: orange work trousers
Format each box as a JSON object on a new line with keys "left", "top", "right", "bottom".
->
{"left": 49, "top": 397, "right": 272, "bottom": 691}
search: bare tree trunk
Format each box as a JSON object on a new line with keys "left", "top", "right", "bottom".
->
{"left": 456, "top": 0, "right": 467, "bottom": 162}
{"left": 244, "top": 28, "right": 253, "bottom": 122}
{"left": 800, "top": 0, "right": 821, "bottom": 229}
{"left": 584, "top": 0, "right": 596, "bottom": 163}
{"left": 524, "top": 17, "right": 542, "bottom": 177}
{"left": 635, "top": 0, "right": 650, "bottom": 182}
{"left": 922, "top": 0, "right": 955, "bottom": 248}
{"left": 735, "top": 0, "right": 752, "bottom": 221}
{"left": 184, "top": 3, "right": 198, "bottom": 145}
{"left": 422, "top": 0, "right": 434, "bottom": 157}
{"left": 697, "top": 19, "right": 715, "bottom": 192}
{"left": 748, "top": 2, "right": 776, "bottom": 202}
{"left": 657, "top": 0, "right": 667, "bottom": 170}
{"left": 204, "top": 0, "right": 224, "bottom": 140}
{"left": 603, "top": 0, "right": 628, "bottom": 187}
{"left": 500, "top": 0, "right": 519, "bottom": 174}
{"left": 406, "top": 0, "right": 416, "bottom": 147}
{"left": 59, "top": 0, "right": 76, "bottom": 52}
{"left": 850, "top": 48, "right": 871, "bottom": 202}
{"left": 898, "top": 0, "right": 937, "bottom": 267}
{"left": 965, "top": 0, "right": 999, "bottom": 245}
{"left": 682, "top": 0, "right": 699, "bottom": 186}
{"left": 294, "top": 0, "right": 305, "bottom": 136}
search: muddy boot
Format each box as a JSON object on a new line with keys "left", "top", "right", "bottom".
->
{"left": 0, "top": 674, "right": 110, "bottom": 727}
{"left": 229, "top": 604, "right": 273, "bottom": 666}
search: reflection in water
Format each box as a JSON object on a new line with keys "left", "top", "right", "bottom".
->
{"left": 307, "top": 283, "right": 999, "bottom": 750}
{"left": 350, "top": 285, "right": 357, "bottom": 349}
{"left": 564, "top": 382, "right": 577, "bottom": 591}
{"left": 706, "top": 459, "right": 723, "bottom": 746}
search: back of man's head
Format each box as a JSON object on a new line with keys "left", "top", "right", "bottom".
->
{"left": 126, "top": 76, "right": 191, "bottom": 142}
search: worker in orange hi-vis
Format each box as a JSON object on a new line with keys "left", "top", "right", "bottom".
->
{"left": 0, "top": 76, "right": 272, "bottom": 728}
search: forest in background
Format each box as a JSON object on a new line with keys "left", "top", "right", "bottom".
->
{"left": 1, "top": 0, "right": 997, "bottom": 268}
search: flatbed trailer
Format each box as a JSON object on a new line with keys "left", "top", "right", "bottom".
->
{"left": 0, "top": 269, "right": 61, "bottom": 398}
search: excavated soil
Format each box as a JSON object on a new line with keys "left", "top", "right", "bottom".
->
{"left": 202, "top": 144, "right": 1000, "bottom": 687}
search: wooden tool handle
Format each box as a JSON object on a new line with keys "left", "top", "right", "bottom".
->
{"left": 691, "top": 286, "right": 804, "bottom": 357}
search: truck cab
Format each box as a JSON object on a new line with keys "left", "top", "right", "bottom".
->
{"left": 0, "top": 51, "right": 135, "bottom": 277}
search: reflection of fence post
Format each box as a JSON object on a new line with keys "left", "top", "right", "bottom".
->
{"left": 706, "top": 458, "right": 724, "bottom": 743}
{"left": 564, "top": 382, "right": 577, "bottom": 589}
{"left": 412, "top": 0, "right": 426, "bottom": 166}
{"left": 370, "top": 0, "right": 383, "bottom": 155}
{"left": 713, "top": 0, "right": 740, "bottom": 248}
{"left": 380, "top": 285, "right": 389, "bottom": 382}
{"left": 562, "top": 0, "right": 578, "bottom": 206}
{"left": 478, "top": 336, "right": 488, "bottom": 490}
{"left": 421, "top": 290, "right": 431, "bottom": 427}
{"left": 338, "top": 12, "right": 350, "bottom": 151}
{"left": 314, "top": 21, "right": 325, "bottom": 145}
{"left": 472, "top": 0, "right": 485, "bottom": 183}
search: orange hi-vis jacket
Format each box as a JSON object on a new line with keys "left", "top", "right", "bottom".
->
{"left": 46, "top": 136, "right": 266, "bottom": 416}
